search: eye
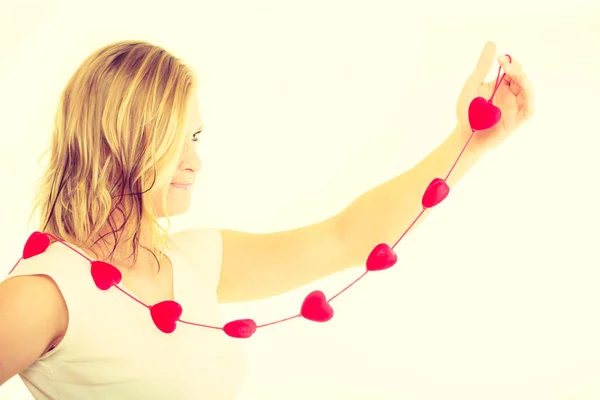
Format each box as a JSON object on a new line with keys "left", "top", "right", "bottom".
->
{"left": 192, "top": 130, "right": 202, "bottom": 143}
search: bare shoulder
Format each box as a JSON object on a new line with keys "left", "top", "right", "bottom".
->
{"left": 0, "top": 273, "right": 68, "bottom": 385}
{"left": 0, "top": 274, "right": 68, "bottom": 334}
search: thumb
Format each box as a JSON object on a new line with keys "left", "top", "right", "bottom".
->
{"left": 467, "top": 41, "right": 497, "bottom": 87}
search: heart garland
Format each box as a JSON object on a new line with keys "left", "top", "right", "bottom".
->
{"left": 7, "top": 57, "right": 511, "bottom": 339}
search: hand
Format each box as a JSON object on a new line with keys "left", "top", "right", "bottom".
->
{"left": 455, "top": 41, "right": 535, "bottom": 156}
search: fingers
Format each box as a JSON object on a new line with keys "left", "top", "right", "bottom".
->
{"left": 497, "top": 54, "right": 535, "bottom": 122}
{"left": 500, "top": 58, "right": 524, "bottom": 97}
{"left": 498, "top": 55, "right": 514, "bottom": 68}
{"left": 498, "top": 55, "right": 521, "bottom": 85}
{"left": 516, "top": 73, "right": 535, "bottom": 122}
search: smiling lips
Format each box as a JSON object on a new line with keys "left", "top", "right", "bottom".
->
{"left": 171, "top": 181, "right": 192, "bottom": 189}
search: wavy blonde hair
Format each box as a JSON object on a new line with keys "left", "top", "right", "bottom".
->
{"left": 28, "top": 40, "right": 197, "bottom": 270}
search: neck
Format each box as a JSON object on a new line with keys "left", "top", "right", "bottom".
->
{"left": 83, "top": 219, "right": 162, "bottom": 273}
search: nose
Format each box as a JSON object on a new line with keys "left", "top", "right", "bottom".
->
{"left": 180, "top": 143, "right": 202, "bottom": 174}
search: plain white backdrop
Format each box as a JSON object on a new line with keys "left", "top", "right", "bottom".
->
{"left": 1, "top": 0, "right": 599, "bottom": 399}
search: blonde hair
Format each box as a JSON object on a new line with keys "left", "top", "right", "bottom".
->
{"left": 28, "top": 40, "right": 197, "bottom": 270}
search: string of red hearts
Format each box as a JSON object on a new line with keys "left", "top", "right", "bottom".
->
{"left": 6, "top": 56, "right": 511, "bottom": 339}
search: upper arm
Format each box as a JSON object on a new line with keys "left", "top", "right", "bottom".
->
{"left": 0, "top": 275, "right": 68, "bottom": 386}
{"left": 217, "top": 214, "right": 349, "bottom": 303}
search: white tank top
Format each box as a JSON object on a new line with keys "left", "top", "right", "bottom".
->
{"left": 3, "top": 229, "right": 246, "bottom": 399}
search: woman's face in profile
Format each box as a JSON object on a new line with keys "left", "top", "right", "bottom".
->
{"left": 152, "top": 91, "right": 203, "bottom": 218}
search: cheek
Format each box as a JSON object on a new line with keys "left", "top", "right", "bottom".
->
{"left": 152, "top": 186, "right": 170, "bottom": 206}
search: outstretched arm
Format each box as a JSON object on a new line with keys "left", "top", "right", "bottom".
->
{"left": 216, "top": 42, "right": 534, "bottom": 304}
{"left": 217, "top": 125, "right": 481, "bottom": 303}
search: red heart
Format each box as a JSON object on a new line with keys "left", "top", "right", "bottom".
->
{"left": 223, "top": 319, "right": 257, "bottom": 338}
{"left": 301, "top": 290, "right": 334, "bottom": 322}
{"left": 422, "top": 178, "right": 450, "bottom": 209}
{"left": 150, "top": 300, "right": 182, "bottom": 334}
{"left": 468, "top": 97, "right": 501, "bottom": 131}
{"left": 23, "top": 231, "right": 50, "bottom": 259}
{"left": 366, "top": 243, "right": 398, "bottom": 271}
{"left": 90, "top": 261, "right": 122, "bottom": 290}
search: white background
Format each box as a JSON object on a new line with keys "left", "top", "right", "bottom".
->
{"left": 1, "top": 0, "right": 599, "bottom": 399}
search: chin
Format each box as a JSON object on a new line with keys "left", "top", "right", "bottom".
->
{"left": 154, "top": 188, "right": 192, "bottom": 217}
{"left": 154, "top": 200, "right": 192, "bottom": 218}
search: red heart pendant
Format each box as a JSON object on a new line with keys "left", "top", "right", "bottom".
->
{"left": 150, "top": 300, "right": 182, "bottom": 334}
{"left": 90, "top": 261, "right": 122, "bottom": 290}
{"left": 366, "top": 243, "right": 398, "bottom": 271}
{"left": 468, "top": 97, "right": 501, "bottom": 131}
{"left": 301, "top": 290, "right": 334, "bottom": 322}
{"left": 422, "top": 178, "right": 450, "bottom": 209}
{"left": 23, "top": 231, "right": 50, "bottom": 259}
{"left": 223, "top": 319, "right": 257, "bottom": 338}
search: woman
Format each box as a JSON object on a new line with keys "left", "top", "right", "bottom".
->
{"left": 0, "top": 40, "right": 534, "bottom": 399}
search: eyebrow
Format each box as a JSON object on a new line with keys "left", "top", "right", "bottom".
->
{"left": 194, "top": 126, "right": 204, "bottom": 134}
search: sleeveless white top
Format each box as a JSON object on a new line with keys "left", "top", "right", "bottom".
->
{"left": 3, "top": 229, "right": 246, "bottom": 399}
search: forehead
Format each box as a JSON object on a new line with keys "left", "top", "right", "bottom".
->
{"left": 185, "top": 92, "right": 203, "bottom": 132}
